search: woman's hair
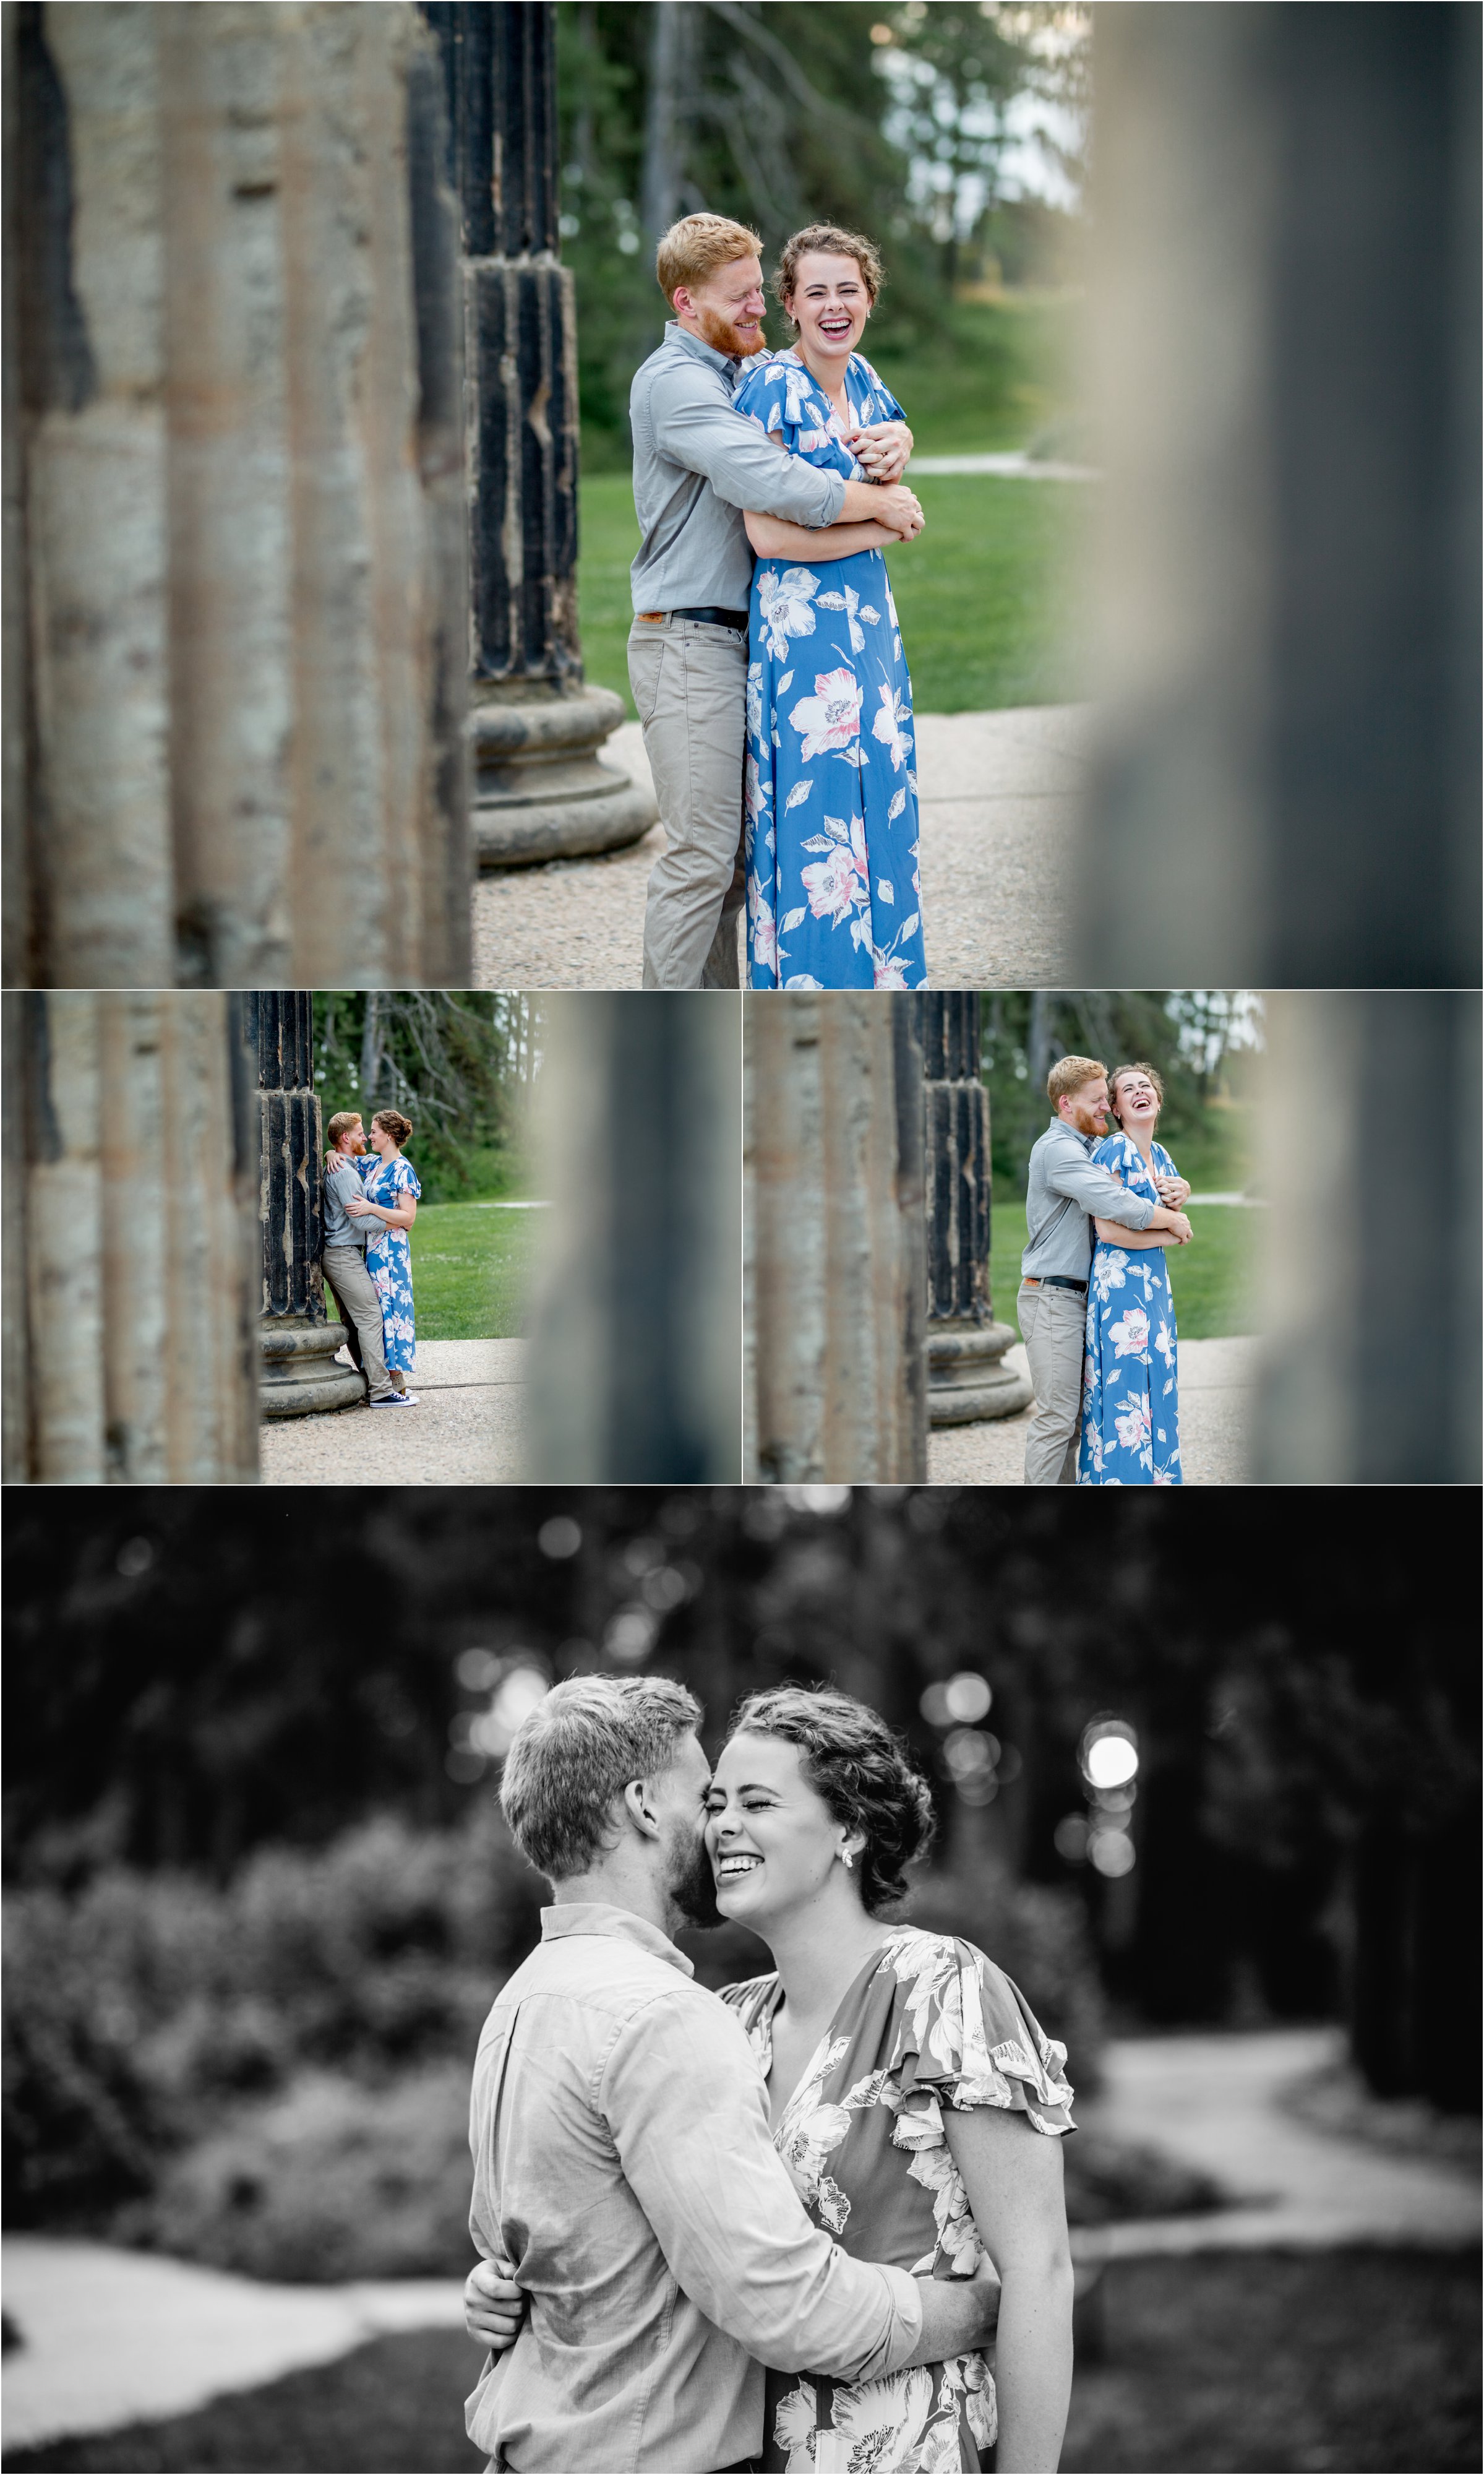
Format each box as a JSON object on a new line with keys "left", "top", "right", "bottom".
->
{"left": 1107, "top": 1062, "right": 1165, "bottom": 1127}
{"left": 773, "top": 223, "right": 885, "bottom": 325}
{"left": 724, "top": 1684, "right": 935, "bottom": 1916}
{"left": 372, "top": 1108, "right": 413, "bottom": 1147}
{"left": 655, "top": 212, "right": 763, "bottom": 308}
{"left": 501, "top": 1674, "right": 703, "bottom": 1880}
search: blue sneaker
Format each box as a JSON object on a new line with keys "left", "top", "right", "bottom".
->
{"left": 370, "top": 1390, "right": 419, "bottom": 1406}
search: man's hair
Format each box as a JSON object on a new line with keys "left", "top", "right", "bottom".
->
{"left": 655, "top": 213, "right": 761, "bottom": 309}
{"left": 1047, "top": 1054, "right": 1107, "bottom": 1107}
{"left": 325, "top": 1111, "right": 362, "bottom": 1149}
{"left": 500, "top": 1674, "right": 703, "bottom": 1880}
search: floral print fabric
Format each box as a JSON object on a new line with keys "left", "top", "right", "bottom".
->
{"left": 732, "top": 350, "right": 927, "bottom": 991}
{"left": 1077, "top": 1133, "right": 1182, "bottom": 1485}
{"left": 355, "top": 1153, "right": 421, "bottom": 1375}
{"left": 721, "top": 1929, "right": 1074, "bottom": 2472}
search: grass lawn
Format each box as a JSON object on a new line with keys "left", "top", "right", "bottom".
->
{"left": 577, "top": 468, "right": 1089, "bottom": 720}
{"left": 322, "top": 1205, "right": 543, "bottom": 1345}
{"left": 12, "top": 2249, "right": 1475, "bottom": 2474}
{"left": 991, "top": 1200, "right": 1261, "bottom": 1343}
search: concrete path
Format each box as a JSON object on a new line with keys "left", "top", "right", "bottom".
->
{"left": 0, "top": 2240, "right": 469, "bottom": 2453}
{"left": 1070, "top": 2029, "right": 1483, "bottom": 2263}
{"left": 259, "top": 1339, "right": 525, "bottom": 1486}
{"left": 927, "top": 1334, "right": 1256, "bottom": 1486}
{"left": 472, "top": 706, "right": 1083, "bottom": 992}
{"left": 909, "top": 450, "right": 1098, "bottom": 482}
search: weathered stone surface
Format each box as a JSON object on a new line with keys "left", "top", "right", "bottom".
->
{"left": 1, "top": 991, "right": 259, "bottom": 1481}
{"left": 9, "top": 2, "right": 470, "bottom": 989}
{"left": 244, "top": 990, "right": 362, "bottom": 1421}
{"left": 746, "top": 994, "right": 927, "bottom": 1483}
{"left": 919, "top": 990, "right": 1029, "bottom": 1426}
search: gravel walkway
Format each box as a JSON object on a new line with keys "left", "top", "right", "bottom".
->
{"left": 472, "top": 707, "right": 1083, "bottom": 991}
{"left": 1071, "top": 2029, "right": 1483, "bottom": 2263}
{"left": 926, "top": 1335, "right": 1256, "bottom": 1486}
{"left": 258, "top": 1340, "right": 525, "bottom": 1486}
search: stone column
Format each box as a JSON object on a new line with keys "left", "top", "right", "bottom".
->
{"left": 1253, "top": 992, "right": 1480, "bottom": 1482}
{"left": 6, "top": 2, "right": 470, "bottom": 989}
{"left": 247, "top": 992, "right": 366, "bottom": 1419}
{"left": 421, "top": 2, "right": 657, "bottom": 866}
{"left": 526, "top": 994, "right": 741, "bottom": 1479}
{"left": 1079, "top": 3, "right": 1479, "bottom": 989}
{"left": 920, "top": 993, "right": 1030, "bottom": 1425}
{"left": 1, "top": 991, "right": 259, "bottom": 1481}
{"left": 745, "top": 994, "right": 927, "bottom": 1483}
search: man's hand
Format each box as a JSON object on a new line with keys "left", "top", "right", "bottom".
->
{"left": 1153, "top": 1174, "right": 1191, "bottom": 1208}
{"left": 1166, "top": 1211, "right": 1193, "bottom": 1245}
{"left": 843, "top": 418, "right": 913, "bottom": 484}
{"left": 464, "top": 2257, "right": 525, "bottom": 2354}
{"left": 872, "top": 483, "right": 925, "bottom": 541}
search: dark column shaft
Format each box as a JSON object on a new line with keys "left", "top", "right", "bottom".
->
{"left": 918, "top": 992, "right": 1030, "bottom": 1427}
{"left": 246, "top": 991, "right": 364, "bottom": 1418}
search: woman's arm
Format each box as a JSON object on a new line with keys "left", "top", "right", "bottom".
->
{"left": 345, "top": 1194, "right": 417, "bottom": 1233}
{"left": 1093, "top": 1217, "right": 1183, "bottom": 1249}
{"left": 744, "top": 510, "right": 899, "bottom": 562}
{"left": 943, "top": 2108, "right": 1074, "bottom": 2474}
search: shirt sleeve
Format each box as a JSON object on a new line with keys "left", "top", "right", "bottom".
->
{"left": 600, "top": 1981, "right": 924, "bottom": 2380}
{"left": 648, "top": 364, "right": 846, "bottom": 527}
{"left": 1047, "top": 1142, "right": 1156, "bottom": 1228}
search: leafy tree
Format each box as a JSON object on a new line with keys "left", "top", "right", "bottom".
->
{"left": 310, "top": 993, "right": 541, "bottom": 1203}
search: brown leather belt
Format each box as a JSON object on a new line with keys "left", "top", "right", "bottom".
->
{"left": 636, "top": 606, "right": 748, "bottom": 631}
{"left": 1023, "top": 1275, "right": 1087, "bottom": 1292}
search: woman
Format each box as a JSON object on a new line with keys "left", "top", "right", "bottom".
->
{"left": 1078, "top": 1062, "right": 1183, "bottom": 1485}
{"left": 734, "top": 225, "right": 927, "bottom": 992}
{"left": 343, "top": 1108, "right": 421, "bottom": 1400}
{"left": 708, "top": 1685, "right": 1075, "bottom": 2473}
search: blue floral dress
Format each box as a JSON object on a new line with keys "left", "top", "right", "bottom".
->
{"left": 733, "top": 350, "right": 926, "bottom": 991}
{"left": 722, "top": 1929, "right": 1074, "bottom": 2472}
{"left": 356, "top": 1153, "right": 421, "bottom": 1376}
{"left": 1078, "top": 1133, "right": 1182, "bottom": 1485}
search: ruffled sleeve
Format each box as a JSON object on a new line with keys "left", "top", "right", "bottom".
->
{"left": 1090, "top": 1135, "right": 1125, "bottom": 1175}
{"left": 398, "top": 1160, "right": 422, "bottom": 1201}
{"left": 849, "top": 355, "right": 907, "bottom": 427}
{"left": 883, "top": 1930, "right": 1075, "bottom": 2144}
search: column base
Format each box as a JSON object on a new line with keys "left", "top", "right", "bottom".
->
{"left": 469, "top": 682, "right": 658, "bottom": 869}
{"left": 259, "top": 1319, "right": 367, "bottom": 1419}
{"left": 927, "top": 1320, "right": 1032, "bottom": 1426}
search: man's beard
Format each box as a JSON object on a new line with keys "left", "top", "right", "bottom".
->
{"left": 667, "top": 1824, "right": 723, "bottom": 1929}
{"left": 694, "top": 303, "right": 760, "bottom": 361}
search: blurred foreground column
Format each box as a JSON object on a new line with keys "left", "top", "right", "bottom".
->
{"left": 421, "top": 2, "right": 656, "bottom": 866}
{"left": 1081, "top": 4, "right": 1480, "bottom": 987}
{"left": 5, "top": 1, "right": 470, "bottom": 988}
{"left": 526, "top": 995, "right": 740, "bottom": 1479}
{"left": 249, "top": 992, "right": 364, "bottom": 1421}
{"left": 746, "top": 994, "right": 927, "bottom": 1483}
{"left": 921, "top": 992, "right": 1029, "bottom": 1427}
{"left": 1, "top": 992, "right": 259, "bottom": 1481}
{"left": 1255, "top": 994, "right": 1480, "bottom": 1481}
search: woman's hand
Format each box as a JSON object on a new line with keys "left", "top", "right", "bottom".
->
{"left": 1152, "top": 1173, "right": 1190, "bottom": 1208}
{"left": 464, "top": 2257, "right": 526, "bottom": 2353}
{"left": 343, "top": 1195, "right": 375, "bottom": 1218}
{"left": 843, "top": 418, "right": 914, "bottom": 482}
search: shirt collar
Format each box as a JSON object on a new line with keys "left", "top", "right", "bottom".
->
{"left": 1049, "top": 1116, "right": 1095, "bottom": 1153}
{"left": 539, "top": 1901, "right": 696, "bottom": 1978}
{"left": 665, "top": 319, "right": 739, "bottom": 382}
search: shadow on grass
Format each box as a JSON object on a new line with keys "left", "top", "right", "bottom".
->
{"left": 7, "top": 2250, "right": 1477, "bottom": 2475}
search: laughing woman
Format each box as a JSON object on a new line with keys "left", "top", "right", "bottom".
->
{"left": 1078, "top": 1063, "right": 1186, "bottom": 1485}
{"left": 735, "top": 225, "right": 928, "bottom": 991}
{"left": 708, "top": 1685, "right": 1075, "bottom": 2473}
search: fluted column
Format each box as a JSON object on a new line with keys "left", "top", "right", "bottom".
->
{"left": 1, "top": 991, "right": 259, "bottom": 1481}
{"left": 247, "top": 992, "right": 365, "bottom": 1419}
{"left": 745, "top": 994, "right": 927, "bottom": 1483}
{"left": 920, "top": 993, "right": 1030, "bottom": 1425}
{"left": 421, "top": 1, "right": 657, "bottom": 866}
{"left": 6, "top": 2, "right": 470, "bottom": 988}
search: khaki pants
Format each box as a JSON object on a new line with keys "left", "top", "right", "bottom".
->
{"left": 322, "top": 1246, "right": 395, "bottom": 1400}
{"left": 1019, "top": 1280, "right": 1087, "bottom": 1485}
{"left": 630, "top": 615, "right": 747, "bottom": 990}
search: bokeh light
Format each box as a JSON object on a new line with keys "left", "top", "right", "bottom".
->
{"left": 919, "top": 1671, "right": 993, "bottom": 1728}
{"left": 1087, "top": 1830, "right": 1137, "bottom": 1879}
{"left": 537, "top": 1516, "right": 581, "bottom": 1559}
{"left": 1079, "top": 1717, "right": 1140, "bottom": 1789}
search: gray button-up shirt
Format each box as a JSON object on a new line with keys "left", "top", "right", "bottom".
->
{"left": 466, "top": 1903, "right": 922, "bottom": 2474}
{"left": 1021, "top": 1117, "right": 1156, "bottom": 1282}
{"left": 322, "top": 1158, "right": 367, "bottom": 1253}
{"left": 629, "top": 324, "right": 846, "bottom": 614}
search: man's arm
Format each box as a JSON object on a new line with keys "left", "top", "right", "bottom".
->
{"left": 604, "top": 1988, "right": 938, "bottom": 2382}
{"left": 649, "top": 370, "right": 846, "bottom": 528}
{"left": 1045, "top": 1146, "right": 1160, "bottom": 1231}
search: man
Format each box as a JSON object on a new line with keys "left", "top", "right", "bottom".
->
{"left": 1019, "top": 1057, "right": 1192, "bottom": 1486}
{"left": 320, "top": 1113, "right": 413, "bottom": 1410}
{"left": 460, "top": 1674, "right": 998, "bottom": 2474}
{"left": 630, "top": 213, "right": 923, "bottom": 992}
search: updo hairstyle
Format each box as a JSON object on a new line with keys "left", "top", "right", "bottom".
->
{"left": 372, "top": 1108, "right": 414, "bottom": 1147}
{"left": 725, "top": 1683, "right": 935, "bottom": 1915}
{"left": 772, "top": 223, "right": 885, "bottom": 327}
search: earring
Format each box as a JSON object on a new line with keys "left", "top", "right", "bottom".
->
{"left": 841, "top": 1848, "right": 855, "bottom": 1871}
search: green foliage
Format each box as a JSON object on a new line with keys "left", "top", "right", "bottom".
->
{"left": 311, "top": 994, "right": 540, "bottom": 1205}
